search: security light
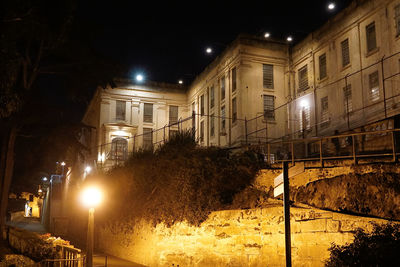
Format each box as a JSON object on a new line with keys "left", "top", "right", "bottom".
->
{"left": 178, "top": 80, "right": 183, "bottom": 84}
{"left": 264, "top": 32, "right": 270, "bottom": 38}
{"left": 206, "top": 47, "right": 212, "bottom": 54}
{"left": 287, "top": 36, "right": 293, "bottom": 42}
{"left": 136, "top": 74, "right": 144, "bottom": 82}
{"left": 328, "top": 3, "right": 335, "bottom": 10}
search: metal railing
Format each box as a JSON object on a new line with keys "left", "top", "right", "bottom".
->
{"left": 249, "top": 128, "right": 400, "bottom": 167}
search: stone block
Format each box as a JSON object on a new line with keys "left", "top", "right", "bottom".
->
{"left": 326, "top": 219, "right": 340, "bottom": 232}
{"left": 299, "top": 219, "right": 327, "bottom": 232}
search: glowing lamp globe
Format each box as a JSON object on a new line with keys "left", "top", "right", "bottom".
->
{"left": 81, "top": 187, "right": 102, "bottom": 208}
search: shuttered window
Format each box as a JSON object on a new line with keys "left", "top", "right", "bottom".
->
{"left": 210, "top": 114, "right": 215, "bottom": 137}
{"left": 116, "top": 100, "right": 126, "bottom": 121}
{"left": 396, "top": 5, "right": 400, "bottom": 36}
{"left": 341, "top": 39, "right": 350, "bottom": 67}
{"left": 263, "top": 95, "right": 275, "bottom": 120}
{"left": 143, "top": 103, "right": 153, "bottom": 123}
{"left": 321, "top": 96, "right": 329, "bottom": 126}
{"left": 232, "top": 97, "right": 237, "bottom": 123}
{"left": 210, "top": 86, "right": 215, "bottom": 108}
{"left": 366, "top": 22, "right": 377, "bottom": 52}
{"left": 221, "top": 76, "right": 225, "bottom": 100}
{"left": 169, "top": 105, "right": 178, "bottom": 124}
{"left": 232, "top": 67, "right": 237, "bottom": 92}
{"left": 221, "top": 106, "right": 226, "bottom": 130}
{"left": 343, "top": 84, "right": 353, "bottom": 113}
{"left": 369, "top": 71, "right": 380, "bottom": 101}
{"left": 298, "top": 65, "right": 308, "bottom": 92}
{"left": 143, "top": 128, "right": 153, "bottom": 149}
{"left": 263, "top": 64, "right": 274, "bottom": 89}
{"left": 319, "top": 54, "right": 327, "bottom": 80}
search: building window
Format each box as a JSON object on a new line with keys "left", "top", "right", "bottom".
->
{"left": 210, "top": 86, "right": 215, "bottom": 108}
{"left": 369, "top": 71, "right": 380, "bottom": 101}
{"left": 396, "top": 5, "right": 400, "bottom": 36}
{"left": 366, "top": 22, "right": 377, "bottom": 52}
{"left": 232, "top": 67, "right": 237, "bottom": 92}
{"left": 263, "top": 64, "right": 274, "bottom": 89}
{"left": 300, "top": 105, "right": 311, "bottom": 132}
{"left": 143, "top": 103, "right": 153, "bottom": 123}
{"left": 143, "top": 128, "right": 153, "bottom": 149}
{"left": 321, "top": 96, "right": 329, "bottom": 126}
{"left": 200, "top": 95, "right": 205, "bottom": 116}
{"left": 116, "top": 100, "right": 126, "bottom": 121}
{"left": 263, "top": 95, "right": 275, "bottom": 120}
{"left": 232, "top": 97, "right": 237, "bottom": 123}
{"left": 200, "top": 121, "right": 204, "bottom": 142}
{"left": 210, "top": 114, "right": 215, "bottom": 137}
{"left": 319, "top": 54, "right": 327, "bottom": 80}
{"left": 221, "top": 106, "right": 226, "bottom": 131}
{"left": 341, "top": 38, "right": 350, "bottom": 67}
{"left": 169, "top": 105, "right": 178, "bottom": 124}
{"left": 221, "top": 76, "right": 225, "bottom": 100}
{"left": 343, "top": 84, "right": 353, "bottom": 113}
{"left": 110, "top": 137, "right": 128, "bottom": 161}
{"left": 298, "top": 65, "right": 308, "bottom": 92}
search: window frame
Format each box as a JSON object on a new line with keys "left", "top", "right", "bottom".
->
{"left": 116, "top": 100, "right": 126, "bottom": 121}
{"left": 298, "top": 65, "right": 309, "bottom": 92}
{"left": 263, "top": 64, "right": 274, "bottom": 89}
{"left": 143, "top": 103, "right": 153, "bottom": 123}
{"left": 319, "top": 53, "right": 327, "bottom": 80}
{"left": 263, "top": 95, "right": 275, "bottom": 120}
{"left": 366, "top": 21, "right": 377, "bottom": 53}
{"left": 341, "top": 38, "right": 350, "bottom": 67}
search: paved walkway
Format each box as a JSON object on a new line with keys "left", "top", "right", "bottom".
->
{"left": 7, "top": 217, "right": 147, "bottom": 267}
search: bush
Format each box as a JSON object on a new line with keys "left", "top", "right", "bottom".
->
{"left": 101, "top": 130, "right": 263, "bottom": 226}
{"left": 325, "top": 223, "right": 400, "bottom": 266}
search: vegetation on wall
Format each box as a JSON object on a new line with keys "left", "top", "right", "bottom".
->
{"left": 325, "top": 223, "right": 400, "bottom": 266}
{"left": 100, "top": 131, "right": 264, "bottom": 226}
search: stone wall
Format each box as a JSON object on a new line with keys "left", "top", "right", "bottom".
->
{"left": 97, "top": 204, "right": 392, "bottom": 267}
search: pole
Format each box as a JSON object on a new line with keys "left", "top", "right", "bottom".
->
{"left": 283, "top": 161, "right": 292, "bottom": 267}
{"left": 245, "top": 117, "right": 248, "bottom": 145}
{"left": 86, "top": 208, "right": 94, "bottom": 267}
{"left": 345, "top": 75, "right": 350, "bottom": 130}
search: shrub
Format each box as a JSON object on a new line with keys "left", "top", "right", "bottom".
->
{"left": 325, "top": 223, "right": 400, "bottom": 266}
{"left": 101, "top": 130, "right": 263, "bottom": 226}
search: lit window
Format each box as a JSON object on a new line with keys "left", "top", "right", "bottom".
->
{"left": 200, "top": 95, "right": 205, "bottom": 116}
{"left": 321, "top": 96, "right": 329, "bottom": 127}
{"left": 116, "top": 100, "right": 126, "bottom": 121}
{"left": 395, "top": 5, "right": 400, "bottom": 36}
{"left": 298, "top": 65, "right": 308, "bottom": 92}
{"left": 369, "top": 71, "right": 380, "bottom": 101}
{"left": 343, "top": 84, "right": 353, "bottom": 113}
{"left": 210, "top": 114, "right": 215, "bottom": 137}
{"left": 319, "top": 54, "right": 327, "bottom": 80}
{"left": 263, "top": 95, "right": 275, "bottom": 120}
{"left": 263, "top": 64, "right": 274, "bottom": 89}
{"left": 110, "top": 137, "right": 128, "bottom": 161}
{"left": 232, "top": 97, "right": 237, "bottom": 123}
{"left": 169, "top": 105, "right": 178, "bottom": 124}
{"left": 142, "top": 128, "right": 153, "bottom": 149}
{"left": 221, "top": 76, "right": 225, "bottom": 100}
{"left": 221, "top": 106, "right": 226, "bottom": 130}
{"left": 341, "top": 39, "right": 350, "bottom": 67}
{"left": 232, "top": 67, "right": 237, "bottom": 92}
{"left": 143, "top": 103, "right": 153, "bottom": 123}
{"left": 366, "top": 22, "right": 377, "bottom": 52}
{"left": 210, "top": 86, "right": 215, "bottom": 108}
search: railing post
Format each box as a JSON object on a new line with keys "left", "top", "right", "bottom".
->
{"left": 291, "top": 141, "right": 294, "bottom": 165}
{"left": 352, "top": 135, "right": 357, "bottom": 165}
{"left": 392, "top": 131, "right": 397, "bottom": 162}
{"left": 163, "top": 126, "right": 166, "bottom": 143}
{"left": 381, "top": 56, "right": 387, "bottom": 119}
{"left": 319, "top": 139, "right": 324, "bottom": 168}
{"left": 345, "top": 74, "right": 350, "bottom": 130}
{"left": 245, "top": 117, "right": 248, "bottom": 145}
{"left": 267, "top": 143, "right": 271, "bottom": 164}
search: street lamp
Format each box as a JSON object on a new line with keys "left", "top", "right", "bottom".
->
{"left": 81, "top": 186, "right": 102, "bottom": 267}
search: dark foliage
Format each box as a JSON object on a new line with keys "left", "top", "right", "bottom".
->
{"left": 101, "top": 131, "right": 263, "bottom": 226}
{"left": 325, "top": 223, "right": 400, "bottom": 267}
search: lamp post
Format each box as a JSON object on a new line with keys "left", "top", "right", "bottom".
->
{"left": 81, "top": 187, "right": 102, "bottom": 267}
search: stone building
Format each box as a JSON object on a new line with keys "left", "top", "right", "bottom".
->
{"left": 81, "top": 0, "right": 400, "bottom": 170}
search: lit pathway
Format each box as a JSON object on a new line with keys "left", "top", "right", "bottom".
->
{"left": 94, "top": 253, "right": 147, "bottom": 267}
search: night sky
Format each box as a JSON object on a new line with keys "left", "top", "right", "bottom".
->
{"left": 76, "top": 0, "right": 353, "bottom": 84}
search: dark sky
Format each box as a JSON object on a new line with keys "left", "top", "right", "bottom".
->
{"left": 76, "top": 0, "right": 353, "bottom": 84}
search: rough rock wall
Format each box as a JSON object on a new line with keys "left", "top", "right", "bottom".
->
{"left": 97, "top": 205, "right": 392, "bottom": 267}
